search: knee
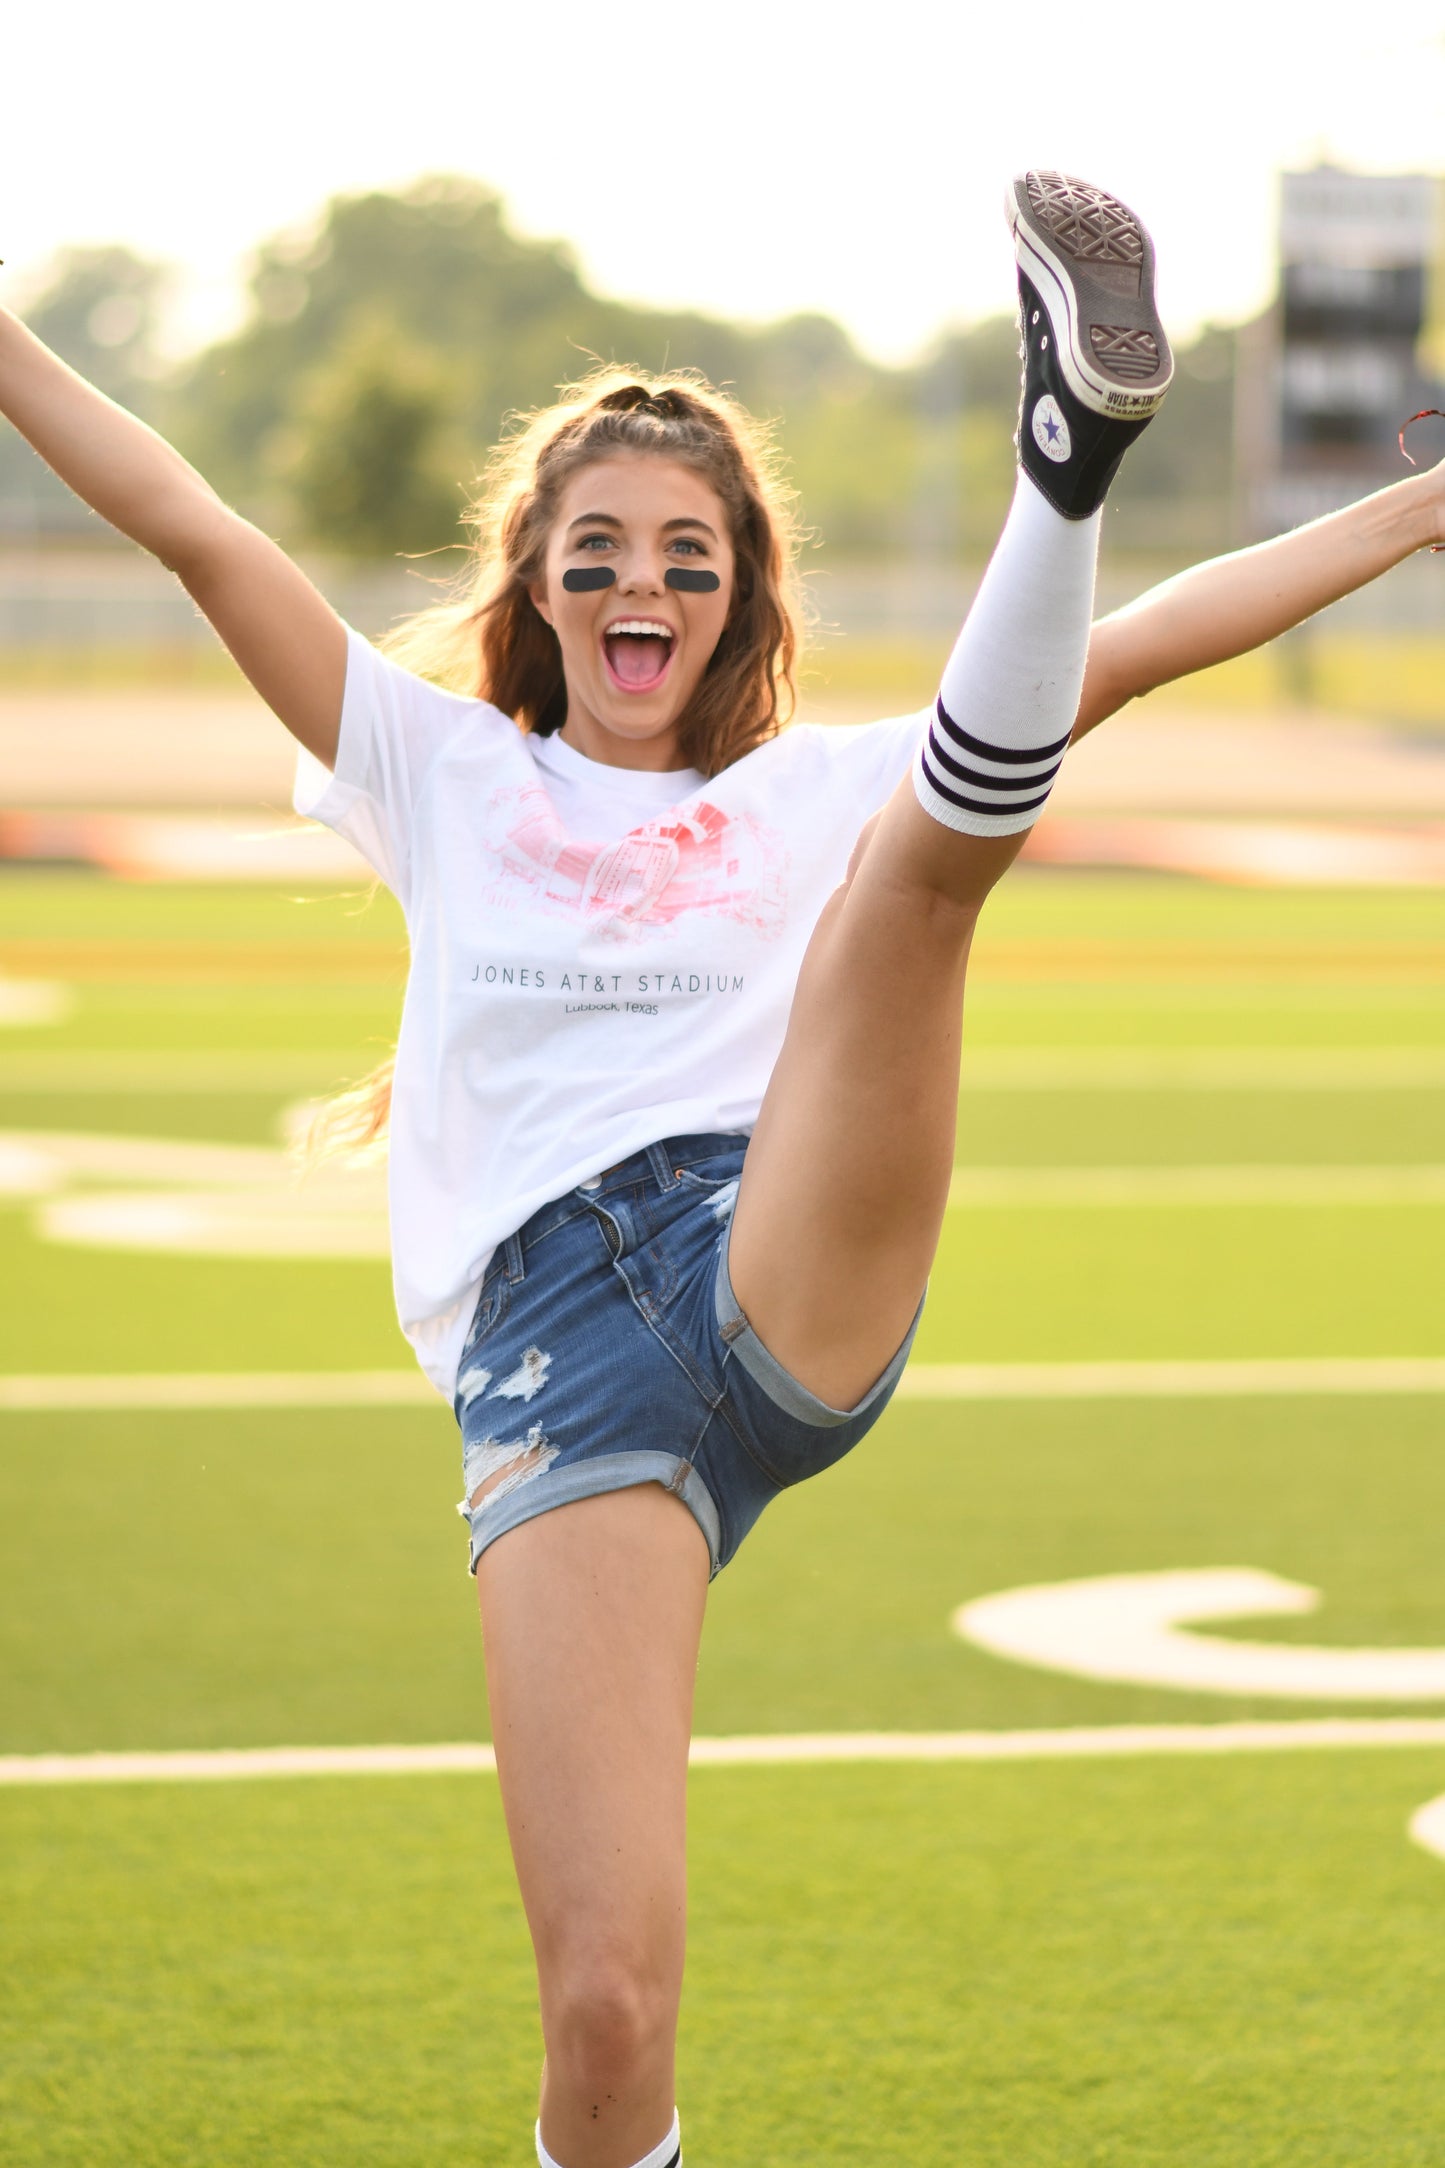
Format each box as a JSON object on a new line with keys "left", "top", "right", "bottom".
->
{"left": 545, "top": 1950, "right": 676, "bottom": 2092}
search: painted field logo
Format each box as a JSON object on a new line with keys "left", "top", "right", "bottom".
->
{"left": 1031, "top": 394, "right": 1071, "bottom": 463}
{"left": 954, "top": 1567, "right": 1445, "bottom": 1700}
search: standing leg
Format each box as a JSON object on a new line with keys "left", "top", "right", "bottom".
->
{"left": 728, "top": 173, "right": 1173, "bottom": 1408}
{"left": 477, "top": 1483, "right": 708, "bottom": 2168}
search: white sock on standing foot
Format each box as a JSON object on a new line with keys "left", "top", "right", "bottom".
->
{"left": 536, "top": 2110, "right": 682, "bottom": 2168}
{"left": 913, "top": 473, "right": 1101, "bottom": 837}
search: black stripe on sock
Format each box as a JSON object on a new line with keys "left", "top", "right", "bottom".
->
{"left": 926, "top": 723, "right": 1064, "bottom": 798}
{"left": 661, "top": 2150, "right": 681, "bottom": 2168}
{"left": 919, "top": 744, "right": 1055, "bottom": 820}
{"left": 935, "top": 694, "right": 1072, "bottom": 767}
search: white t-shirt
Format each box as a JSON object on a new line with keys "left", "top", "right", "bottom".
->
{"left": 295, "top": 628, "right": 925, "bottom": 1397}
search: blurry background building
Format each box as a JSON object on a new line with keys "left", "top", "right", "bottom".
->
{"left": 1238, "top": 165, "right": 1445, "bottom": 537}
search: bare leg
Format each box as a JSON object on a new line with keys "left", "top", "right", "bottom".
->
{"left": 728, "top": 791, "right": 1023, "bottom": 1408}
{"left": 729, "top": 471, "right": 1101, "bottom": 1409}
{"left": 478, "top": 1484, "right": 709, "bottom": 2168}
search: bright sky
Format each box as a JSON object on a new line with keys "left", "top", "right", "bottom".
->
{"left": 5, "top": 1, "right": 1443, "bottom": 363}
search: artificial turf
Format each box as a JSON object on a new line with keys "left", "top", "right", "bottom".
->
{"left": 2, "top": 868, "right": 1444, "bottom": 2163}
{"left": 4, "top": 1756, "right": 1445, "bottom": 2167}
{"left": 5, "top": 1390, "right": 1445, "bottom": 1754}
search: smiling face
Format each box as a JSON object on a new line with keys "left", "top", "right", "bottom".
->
{"left": 530, "top": 454, "right": 736, "bottom": 771}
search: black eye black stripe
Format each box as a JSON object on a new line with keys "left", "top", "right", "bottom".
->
{"left": 561, "top": 566, "right": 719, "bottom": 594}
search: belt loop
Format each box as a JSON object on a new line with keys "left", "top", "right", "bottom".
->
{"left": 505, "top": 1232, "right": 525, "bottom": 1283}
{"left": 645, "top": 1141, "right": 677, "bottom": 1190}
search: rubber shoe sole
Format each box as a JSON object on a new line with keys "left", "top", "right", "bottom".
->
{"left": 1006, "top": 171, "right": 1173, "bottom": 421}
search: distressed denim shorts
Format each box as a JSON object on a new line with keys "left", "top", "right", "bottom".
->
{"left": 454, "top": 1133, "right": 921, "bottom": 1577}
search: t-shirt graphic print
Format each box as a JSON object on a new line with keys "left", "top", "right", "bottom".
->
{"left": 476, "top": 782, "right": 789, "bottom": 943}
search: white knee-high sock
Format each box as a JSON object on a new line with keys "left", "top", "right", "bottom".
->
{"left": 536, "top": 2110, "right": 681, "bottom": 2168}
{"left": 913, "top": 474, "right": 1101, "bottom": 837}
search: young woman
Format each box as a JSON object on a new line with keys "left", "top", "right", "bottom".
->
{"left": 5, "top": 172, "right": 1443, "bottom": 2168}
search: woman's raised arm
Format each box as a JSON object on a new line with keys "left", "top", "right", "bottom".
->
{"left": 1073, "top": 461, "right": 1445, "bottom": 738}
{"left": 0, "top": 305, "right": 345, "bottom": 767}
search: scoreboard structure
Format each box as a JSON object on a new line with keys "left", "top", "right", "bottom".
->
{"left": 1240, "top": 166, "right": 1445, "bottom": 536}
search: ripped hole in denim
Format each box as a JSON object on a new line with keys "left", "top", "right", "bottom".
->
{"left": 458, "top": 1425, "right": 559, "bottom": 1517}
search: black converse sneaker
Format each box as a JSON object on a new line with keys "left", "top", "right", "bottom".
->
{"left": 1006, "top": 170, "right": 1173, "bottom": 519}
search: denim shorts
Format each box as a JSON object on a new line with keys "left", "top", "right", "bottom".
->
{"left": 453, "top": 1133, "right": 921, "bottom": 1577}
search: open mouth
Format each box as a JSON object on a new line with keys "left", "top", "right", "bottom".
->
{"left": 602, "top": 619, "right": 675, "bottom": 694}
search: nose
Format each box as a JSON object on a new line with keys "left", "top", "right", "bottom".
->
{"left": 618, "top": 544, "right": 666, "bottom": 596}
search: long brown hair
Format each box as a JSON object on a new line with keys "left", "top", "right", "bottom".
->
{"left": 305, "top": 367, "right": 805, "bottom": 1163}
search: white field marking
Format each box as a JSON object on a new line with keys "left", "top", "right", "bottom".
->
{"left": 4, "top": 1047, "right": 1445, "bottom": 1097}
{"left": 956, "top": 1569, "right": 1445, "bottom": 1702}
{"left": 896, "top": 1357, "right": 1445, "bottom": 1401}
{"left": 7, "top": 1357, "right": 1445, "bottom": 1416}
{"left": 38, "top": 1189, "right": 391, "bottom": 1258}
{"left": 0, "top": 1137, "right": 59, "bottom": 1196}
{"left": 0, "top": 1052, "right": 373, "bottom": 1093}
{"left": 0, "top": 979, "right": 72, "bottom": 1028}
{"left": 947, "top": 1164, "right": 1445, "bottom": 1208}
{"left": 14, "top": 1123, "right": 1445, "bottom": 1270}
{"left": 0, "top": 1129, "right": 291, "bottom": 1190}
{"left": 7, "top": 1720, "right": 1445, "bottom": 1790}
{"left": 1410, "top": 1793, "right": 1445, "bottom": 1861}
{"left": 0, "top": 1127, "right": 389, "bottom": 1261}
{"left": 0, "top": 1371, "right": 438, "bottom": 1412}
{"left": 957, "top": 1048, "right": 1445, "bottom": 1091}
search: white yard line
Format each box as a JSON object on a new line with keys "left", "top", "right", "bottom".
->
{"left": 5, "top": 1720, "right": 1445, "bottom": 1789}
{"left": 5, "top": 1048, "right": 1445, "bottom": 1095}
{"left": 1411, "top": 1794, "right": 1445, "bottom": 1861}
{"left": 0, "top": 1371, "right": 439, "bottom": 1411}
{"left": 947, "top": 1164, "right": 1445, "bottom": 1207}
{"left": 0, "top": 1052, "right": 372, "bottom": 1092}
{"left": 7, "top": 1357, "right": 1445, "bottom": 1414}
{"left": 893, "top": 1357, "right": 1445, "bottom": 1400}
{"left": 955, "top": 1049, "right": 1445, "bottom": 1091}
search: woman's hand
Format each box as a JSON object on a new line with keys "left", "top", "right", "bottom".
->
{"left": 0, "top": 306, "right": 345, "bottom": 767}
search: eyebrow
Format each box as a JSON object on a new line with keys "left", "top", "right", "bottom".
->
{"left": 565, "top": 512, "right": 720, "bottom": 541}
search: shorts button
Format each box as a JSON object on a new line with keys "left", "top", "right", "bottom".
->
{"left": 579, "top": 1175, "right": 601, "bottom": 1191}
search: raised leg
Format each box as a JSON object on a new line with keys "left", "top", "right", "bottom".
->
{"left": 728, "top": 485, "right": 1098, "bottom": 1407}
{"left": 728, "top": 172, "right": 1172, "bottom": 1409}
{"left": 477, "top": 1484, "right": 709, "bottom": 2168}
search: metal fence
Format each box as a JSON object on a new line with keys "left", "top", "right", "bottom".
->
{"left": 0, "top": 540, "right": 1440, "bottom": 651}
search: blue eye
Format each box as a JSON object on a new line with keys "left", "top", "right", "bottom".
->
{"left": 578, "top": 534, "right": 613, "bottom": 552}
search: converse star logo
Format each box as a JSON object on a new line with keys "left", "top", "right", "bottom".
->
{"left": 1031, "top": 394, "right": 1071, "bottom": 463}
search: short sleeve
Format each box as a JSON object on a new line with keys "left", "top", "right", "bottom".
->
{"left": 819, "top": 707, "right": 930, "bottom": 815}
{"left": 293, "top": 626, "right": 472, "bottom": 907}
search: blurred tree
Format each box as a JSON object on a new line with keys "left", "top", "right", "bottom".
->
{"left": 22, "top": 245, "right": 169, "bottom": 406}
{"left": 165, "top": 177, "right": 938, "bottom": 555}
{"left": 0, "top": 246, "right": 168, "bottom": 537}
{"left": 168, "top": 176, "right": 608, "bottom": 535}
{"left": 3, "top": 182, "right": 1239, "bottom": 561}
{"left": 284, "top": 318, "right": 468, "bottom": 557}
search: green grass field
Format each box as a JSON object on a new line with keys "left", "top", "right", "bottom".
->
{"left": 3, "top": 870, "right": 1444, "bottom": 2165}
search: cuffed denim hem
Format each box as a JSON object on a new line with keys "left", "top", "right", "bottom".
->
{"left": 713, "top": 1219, "right": 923, "bottom": 1428}
{"left": 466, "top": 1449, "right": 724, "bottom": 1575}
